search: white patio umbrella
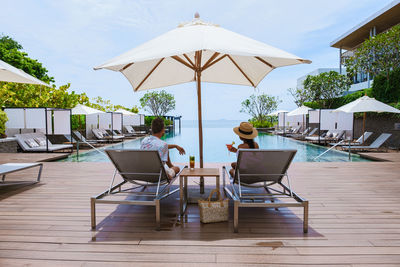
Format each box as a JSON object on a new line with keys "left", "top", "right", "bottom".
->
{"left": 71, "top": 104, "right": 104, "bottom": 115}
{"left": 0, "top": 59, "right": 50, "bottom": 86}
{"left": 268, "top": 110, "right": 288, "bottom": 116}
{"left": 94, "top": 14, "right": 311, "bottom": 169}
{"left": 287, "top": 105, "right": 312, "bottom": 132}
{"left": 115, "top": 108, "right": 136, "bottom": 116}
{"left": 334, "top": 95, "right": 400, "bottom": 142}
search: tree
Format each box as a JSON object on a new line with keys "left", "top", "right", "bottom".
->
{"left": 287, "top": 87, "right": 312, "bottom": 107}
{"left": 240, "top": 93, "right": 280, "bottom": 122}
{"left": 139, "top": 90, "right": 175, "bottom": 116}
{"left": 0, "top": 35, "right": 55, "bottom": 83}
{"left": 303, "top": 71, "right": 350, "bottom": 108}
{"left": 344, "top": 24, "right": 400, "bottom": 80}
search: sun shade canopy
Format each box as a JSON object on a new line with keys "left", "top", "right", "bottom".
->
{"left": 94, "top": 18, "right": 311, "bottom": 91}
{"left": 287, "top": 105, "right": 312, "bottom": 116}
{"left": 71, "top": 104, "right": 105, "bottom": 115}
{"left": 0, "top": 59, "right": 50, "bottom": 86}
{"left": 334, "top": 96, "right": 400, "bottom": 114}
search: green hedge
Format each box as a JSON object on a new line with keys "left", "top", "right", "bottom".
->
{"left": 71, "top": 114, "right": 86, "bottom": 130}
{"left": 248, "top": 118, "right": 274, "bottom": 128}
{"left": 144, "top": 116, "right": 173, "bottom": 127}
{"left": 304, "top": 88, "right": 372, "bottom": 109}
{"left": 0, "top": 110, "right": 8, "bottom": 137}
{"left": 371, "top": 68, "right": 400, "bottom": 103}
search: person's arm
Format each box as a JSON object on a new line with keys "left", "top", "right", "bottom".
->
{"left": 166, "top": 154, "right": 173, "bottom": 168}
{"left": 168, "top": 144, "right": 186, "bottom": 155}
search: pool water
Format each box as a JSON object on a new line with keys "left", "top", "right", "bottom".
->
{"left": 60, "top": 126, "right": 369, "bottom": 163}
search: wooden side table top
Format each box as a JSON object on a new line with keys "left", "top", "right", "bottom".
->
{"left": 181, "top": 168, "right": 219, "bottom": 177}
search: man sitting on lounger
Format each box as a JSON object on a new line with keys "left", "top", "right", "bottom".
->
{"left": 140, "top": 117, "right": 185, "bottom": 179}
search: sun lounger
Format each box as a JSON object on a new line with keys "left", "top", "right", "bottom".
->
{"left": 105, "top": 129, "right": 125, "bottom": 140}
{"left": 124, "top": 125, "right": 146, "bottom": 136}
{"left": 90, "top": 149, "right": 185, "bottom": 230}
{"left": 306, "top": 130, "right": 345, "bottom": 144}
{"left": 223, "top": 149, "right": 308, "bottom": 233}
{"left": 92, "top": 129, "right": 122, "bottom": 142}
{"left": 287, "top": 127, "right": 310, "bottom": 138}
{"left": 341, "top": 133, "right": 392, "bottom": 152}
{"left": 292, "top": 128, "right": 317, "bottom": 140}
{"left": 15, "top": 133, "right": 73, "bottom": 152}
{"left": 329, "top": 132, "right": 373, "bottom": 147}
{"left": 0, "top": 163, "right": 43, "bottom": 186}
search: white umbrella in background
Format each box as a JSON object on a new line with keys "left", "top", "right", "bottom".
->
{"left": 71, "top": 104, "right": 104, "bottom": 115}
{"left": 0, "top": 59, "right": 50, "bottom": 86}
{"left": 334, "top": 95, "right": 400, "bottom": 142}
{"left": 115, "top": 108, "right": 136, "bottom": 116}
{"left": 94, "top": 14, "right": 311, "bottom": 171}
{"left": 287, "top": 105, "right": 312, "bottom": 132}
{"left": 268, "top": 110, "right": 289, "bottom": 116}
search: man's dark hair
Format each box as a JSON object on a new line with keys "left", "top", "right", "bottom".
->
{"left": 151, "top": 117, "right": 165, "bottom": 134}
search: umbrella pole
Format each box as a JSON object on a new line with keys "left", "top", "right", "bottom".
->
{"left": 362, "top": 112, "right": 366, "bottom": 143}
{"left": 196, "top": 51, "right": 205, "bottom": 193}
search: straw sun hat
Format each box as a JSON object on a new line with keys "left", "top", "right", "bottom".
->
{"left": 233, "top": 122, "right": 258, "bottom": 139}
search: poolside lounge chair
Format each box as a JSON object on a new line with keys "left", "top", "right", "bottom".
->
{"left": 92, "top": 129, "right": 122, "bottom": 143}
{"left": 0, "top": 163, "right": 43, "bottom": 186}
{"left": 306, "top": 130, "right": 345, "bottom": 144}
{"left": 341, "top": 133, "right": 392, "bottom": 152}
{"left": 287, "top": 127, "right": 310, "bottom": 138}
{"left": 223, "top": 149, "right": 308, "bottom": 233}
{"left": 293, "top": 128, "right": 317, "bottom": 140}
{"left": 105, "top": 129, "right": 125, "bottom": 140}
{"left": 124, "top": 125, "right": 146, "bottom": 136}
{"left": 15, "top": 133, "right": 73, "bottom": 152}
{"left": 329, "top": 131, "right": 373, "bottom": 148}
{"left": 91, "top": 149, "right": 185, "bottom": 230}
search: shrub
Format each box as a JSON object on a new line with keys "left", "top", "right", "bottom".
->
{"left": 371, "top": 68, "right": 400, "bottom": 103}
{"left": 249, "top": 118, "right": 274, "bottom": 128}
{"left": 0, "top": 110, "right": 8, "bottom": 138}
{"left": 144, "top": 116, "right": 173, "bottom": 127}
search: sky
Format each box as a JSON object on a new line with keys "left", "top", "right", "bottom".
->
{"left": 0, "top": 0, "right": 394, "bottom": 120}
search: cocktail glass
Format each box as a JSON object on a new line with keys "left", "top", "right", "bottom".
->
{"left": 189, "top": 156, "right": 195, "bottom": 170}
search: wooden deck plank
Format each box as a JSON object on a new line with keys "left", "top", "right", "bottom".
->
{"left": 0, "top": 161, "right": 399, "bottom": 265}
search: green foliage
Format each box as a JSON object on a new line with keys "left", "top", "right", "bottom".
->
{"left": 248, "top": 118, "right": 274, "bottom": 128}
{"left": 287, "top": 87, "right": 311, "bottom": 107}
{"left": 240, "top": 93, "right": 280, "bottom": 123}
{"left": 304, "top": 88, "right": 372, "bottom": 109}
{"left": 71, "top": 115, "right": 86, "bottom": 130}
{"left": 0, "top": 110, "right": 8, "bottom": 137}
{"left": 344, "top": 25, "right": 400, "bottom": 79}
{"left": 371, "top": 68, "right": 400, "bottom": 103}
{"left": 302, "top": 71, "right": 351, "bottom": 108}
{"left": 140, "top": 90, "right": 175, "bottom": 116}
{"left": 0, "top": 35, "right": 54, "bottom": 83}
{"left": 144, "top": 116, "right": 172, "bottom": 127}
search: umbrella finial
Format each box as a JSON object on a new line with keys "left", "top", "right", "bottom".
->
{"left": 194, "top": 12, "right": 200, "bottom": 19}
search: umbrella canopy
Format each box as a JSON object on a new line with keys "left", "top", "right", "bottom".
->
{"left": 268, "top": 110, "right": 288, "bottom": 116}
{"left": 287, "top": 105, "right": 312, "bottom": 116}
{"left": 72, "top": 104, "right": 104, "bottom": 115}
{"left": 94, "top": 15, "right": 311, "bottom": 170}
{"left": 0, "top": 59, "right": 50, "bottom": 86}
{"left": 333, "top": 96, "right": 400, "bottom": 114}
{"left": 115, "top": 108, "right": 137, "bottom": 115}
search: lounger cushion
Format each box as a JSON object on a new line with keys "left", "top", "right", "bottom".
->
{"left": 34, "top": 137, "right": 47, "bottom": 146}
{"left": 25, "top": 139, "right": 39, "bottom": 148}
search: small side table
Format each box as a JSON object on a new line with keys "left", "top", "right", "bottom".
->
{"left": 179, "top": 168, "right": 220, "bottom": 216}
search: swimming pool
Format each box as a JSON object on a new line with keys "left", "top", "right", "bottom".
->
{"left": 60, "top": 125, "right": 370, "bottom": 163}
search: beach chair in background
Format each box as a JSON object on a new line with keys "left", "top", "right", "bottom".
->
{"left": 71, "top": 131, "right": 106, "bottom": 147}
{"left": 287, "top": 127, "right": 310, "bottom": 138}
{"left": 15, "top": 133, "right": 73, "bottom": 153}
{"left": 124, "top": 125, "right": 146, "bottom": 137}
{"left": 305, "top": 130, "right": 345, "bottom": 144}
{"left": 90, "top": 149, "right": 185, "bottom": 230}
{"left": 329, "top": 131, "right": 373, "bottom": 148}
{"left": 293, "top": 128, "right": 317, "bottom": 140}
{"left": 0, "top": 163, "right": 43, "bottom": 186}
{"left": 223, "top": 149, "right": 308, "bottom": 233}
{"left": 341, "top": 133, "right": 392, "bottom": 152}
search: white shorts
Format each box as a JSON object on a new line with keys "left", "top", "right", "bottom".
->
{"left": 164, "top": 164, "right": 176, "bottom": 178}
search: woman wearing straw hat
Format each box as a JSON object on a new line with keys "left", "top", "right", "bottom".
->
{"left": 227, "top": 122, "right": 259, "bottom": 177}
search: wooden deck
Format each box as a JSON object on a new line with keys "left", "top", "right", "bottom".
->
{"left": 0, "top": 153, "right": 69, "bottom": 164}
{"left": 0, "top": 161, "right": 400, "bottom": 266}
{"left": 359, "top": 152, "right": 400, "bottom": 162}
